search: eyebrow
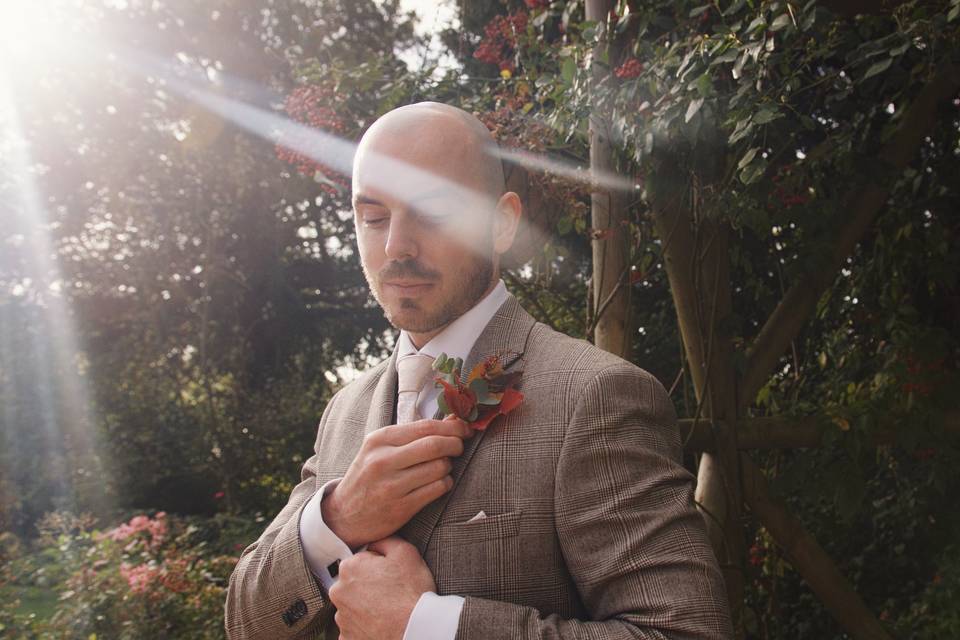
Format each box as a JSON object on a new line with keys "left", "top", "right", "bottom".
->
{"left": 353, "top": 194, "right": 385, "bottom": 208}
{"left": 353, "top": 187, "right": 457, "bottom": 210}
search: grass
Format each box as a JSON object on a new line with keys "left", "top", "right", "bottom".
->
{"left": 0, "top": 583, "right": 60, "bottom": 621}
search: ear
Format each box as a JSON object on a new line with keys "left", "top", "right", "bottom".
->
{"left": 492, "top": 191, "right": 522, "bottom": 256}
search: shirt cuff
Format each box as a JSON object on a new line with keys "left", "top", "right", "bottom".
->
{"left": 402, "top": 592, "right": 465, "bottom": 640}
{"left": 298, "top": 478, "right": 354, "bottom": 590}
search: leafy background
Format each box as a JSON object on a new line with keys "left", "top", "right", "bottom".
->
{"left": 0, "top": 0, "right": 958, "bottom": 637}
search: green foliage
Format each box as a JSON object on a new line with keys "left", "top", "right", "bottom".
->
{"left": 1, "top": 510, "right": 254, "bottom": 639}
{"left": 2, "top": 0, "right": 959, "bottom": 637}
{"left": 0, "top": 0, "right": 416, "bottom": 534}
{"left": 451, "top": 0, "right": 960, "bottom": 635}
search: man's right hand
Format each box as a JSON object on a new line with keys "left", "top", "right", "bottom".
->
{"left": 320, "top": 417, "right": 473, "bottom": 549}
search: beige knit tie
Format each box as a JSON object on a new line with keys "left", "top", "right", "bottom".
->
{"left": 396, "top": 353, "right": 436, "bottom": 424}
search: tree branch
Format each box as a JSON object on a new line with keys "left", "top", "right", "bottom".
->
{"left": 680, "top": 411, "right": 960, "bottom": 451}
{"left": 738, "top": 64, "right": 960, "bottom": 411}
{"left": 740, "top": 455, "right": 894, "bottom": 640}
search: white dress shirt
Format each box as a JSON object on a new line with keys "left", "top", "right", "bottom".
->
{"left": 298, "top": 279, "right": 509, "bottom": 639}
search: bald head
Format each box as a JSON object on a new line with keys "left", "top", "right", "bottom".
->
{"left": 353, "top": 102, "right": 505, "bottom": 199}
{"left": 350, "top": 102, "right": 524, "bottom": 345}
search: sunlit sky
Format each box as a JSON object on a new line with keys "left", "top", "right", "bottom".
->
{"left": 0, "top": 0, "right": 457, "bottom": 75}
{"left": 397, "top": 0, "right": 459, "bottom": 72}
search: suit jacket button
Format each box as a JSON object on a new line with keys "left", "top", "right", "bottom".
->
{"left": 282, "top": 599, "right": 307, "bottom": 626}
{"left": 292, "top": 598, "right": 307, "bottom": 620}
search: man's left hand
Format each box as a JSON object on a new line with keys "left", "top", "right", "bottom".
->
{"left": 328, "top": 536, "right": 435, "bottom": 640}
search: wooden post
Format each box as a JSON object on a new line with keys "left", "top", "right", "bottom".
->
{"left": 650, "top": 157, "right": 745, "bottom": 634}
{"left": 585, "top": 0, "right": 630, "bottom": 359}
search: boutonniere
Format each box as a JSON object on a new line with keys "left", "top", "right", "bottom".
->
{"left": 432, "top": 352, "right": 524, "bottom": 431}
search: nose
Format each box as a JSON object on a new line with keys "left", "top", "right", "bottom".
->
{"left": 383, "top": 211, "right": 419, "bottom": 261}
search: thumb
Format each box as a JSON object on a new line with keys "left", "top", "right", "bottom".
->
{"left": 366, "top": 535, "right": 415, "bottom": 557}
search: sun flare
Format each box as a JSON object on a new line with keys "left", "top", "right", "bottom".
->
{"left": 0, "top": 0, "right": 81, "bottom": 76}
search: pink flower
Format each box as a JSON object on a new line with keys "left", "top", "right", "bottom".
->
{"left": 105, "top": 513, "right": 168, "bottom": 549}
{"left": 120, "top": 562, "right": 161, "bottom": 595}
{"left": 213, "top": 491, "right": 225, "bottom": 500}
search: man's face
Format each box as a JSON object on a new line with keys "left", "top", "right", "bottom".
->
{"left": 352, "top": 140, "right": 497, "bottom": 337}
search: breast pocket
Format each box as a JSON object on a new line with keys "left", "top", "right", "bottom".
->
{"left": 431, "top": 510, "right": 523, "bottom": 597}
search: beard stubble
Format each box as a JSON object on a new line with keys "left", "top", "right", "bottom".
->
{"left": 366, "top": 252, "right": 494, "bottom": 334}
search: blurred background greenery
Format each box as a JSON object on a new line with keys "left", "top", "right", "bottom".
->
{"left": 1, "top": 0, "right": 958, "bottom": 638}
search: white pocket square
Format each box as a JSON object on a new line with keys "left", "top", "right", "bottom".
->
{"left": 466, "top": 510, "right": 487, "bottom": 522}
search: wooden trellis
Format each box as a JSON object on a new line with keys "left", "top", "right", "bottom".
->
{"left": 582, "top": 0, "right": 960, "bottom": 635}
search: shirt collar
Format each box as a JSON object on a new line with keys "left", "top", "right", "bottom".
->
{"left": 395, "top": 279, "right": 509, "bottom": 370}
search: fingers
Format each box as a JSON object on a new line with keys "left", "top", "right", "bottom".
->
{"left": 388, "top": 456, "right": 452, "bottom": 495}
{"left": 374, "top": 418, "right": 473, "bottom": 446}
{"left": 401, "top": 475, "right": 454, "bottom": 511}
{"left": 393, "top": 435, "right": 465, "bottom": 469}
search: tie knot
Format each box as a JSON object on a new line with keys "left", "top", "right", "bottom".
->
{"left": 397, "top": 353, "right": 437, "bottom": 394}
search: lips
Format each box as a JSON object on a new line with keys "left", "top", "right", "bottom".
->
{"left": 384, "top": 281, "right": 434, "bottom": 295}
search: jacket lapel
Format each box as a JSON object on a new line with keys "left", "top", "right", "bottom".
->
{"left": 364, "top": 348, "right": 399, "bottom": 436}
{"left": 400, "top": 293, "right": 537, "bottom": 555}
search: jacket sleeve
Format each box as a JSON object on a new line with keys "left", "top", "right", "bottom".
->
{"left": 455, "top": 363, "right": 733, "bottom": 639}
{"left": 224, "top": 395, "right": 340, "bottom": 640}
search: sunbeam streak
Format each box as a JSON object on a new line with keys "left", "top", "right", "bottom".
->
{"left": 110, "top": 47, "right": 635, "bottom": 267}
{"left": 0, "top": 71, "right": 106, "bottom": 520}
{"left": 494, "top": 146, "right": 640, "bottom": 193}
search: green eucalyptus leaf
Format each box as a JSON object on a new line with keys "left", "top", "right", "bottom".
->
{"left": 770, "top": 13, "right": 792, "bottom": 31}
{"left": 738, "top": 147, "right": 760, "bottom": 170}
{"left": 712, "top": 48, "right": 740, "bottom": 65}
{"left": 478, "top": 393, "right": 501, "bottom": 406}
{"left": 468, "top": 377, "right": 489, "bottom": 401}
{"left": 746, "top": 16, "right": 766, "bottom": 34}
{"left": 889, "top": 42, "right": 910, "bottom": 57}
{"left": 739, "top": 158, "right": 767, "bottom": 184}
{"left": 753, "top": 107, "right": 780, "bottom": 124}
{"left": 729, "top": 117, "right": 754, "bottom": 144}
{"left": 863, "top": 57, "right": 892, "bottom": 81}
{"left": 685, "top": 97, "right": 704, "bottom": 123}
{"left": 561, "top": 57, "right": 576, "bottom": 84}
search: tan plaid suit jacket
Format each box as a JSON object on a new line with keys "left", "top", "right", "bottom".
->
{"left": 225, "top": 293, "right": 733, "bottom": 639}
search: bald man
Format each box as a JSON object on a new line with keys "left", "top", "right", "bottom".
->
{"left": 225, "top": 103, "right": 732, "bottom": 640}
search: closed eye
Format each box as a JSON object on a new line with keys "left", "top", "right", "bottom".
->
{"left": 357, "top": 206, "right": 389, "bottom": 228}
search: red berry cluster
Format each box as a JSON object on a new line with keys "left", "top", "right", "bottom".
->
{"left": 275, "top": 84, "right": 349, "bottom": 194}
{"left": 900, "top": 354, "right": 946, "bottom": 397}
{"left": 614, "top": 58, "right": 644, "bottom": 79}
{"left": 477, "top": 98, "right": 590, "bottom": 237}
{"left": 524, "top": 0, "right": 549, "bottom": 8}
{"left": 474, "top": 11, "right": 529, "bottom": 73}
{"left": 768, "top": 165, "right": 810, "bottom": 209}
